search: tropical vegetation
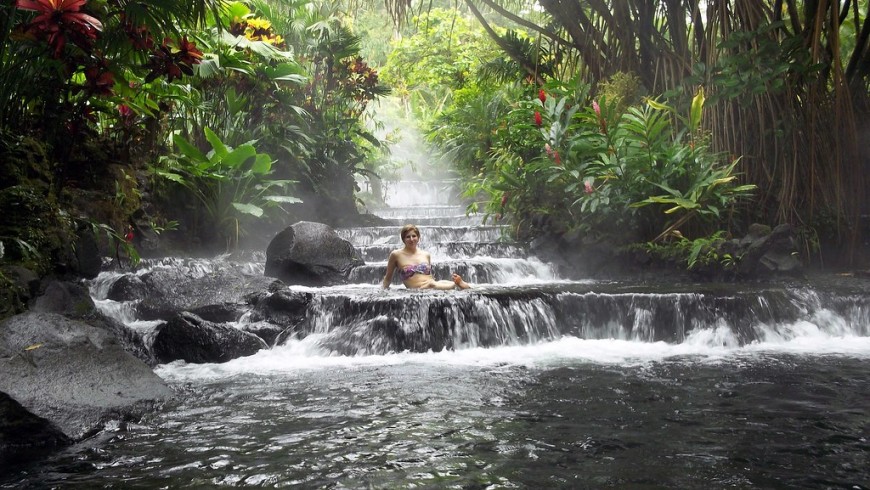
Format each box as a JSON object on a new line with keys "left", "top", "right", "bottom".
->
{"left": 0, "top": 0, "right": 867, "bottom": 311}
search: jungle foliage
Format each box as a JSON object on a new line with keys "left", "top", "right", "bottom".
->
{"left": 0, "top": 0, "right": 389, "bottom": 260}
{"left": 381, "top": 0, "right": 870, "bottom": 266}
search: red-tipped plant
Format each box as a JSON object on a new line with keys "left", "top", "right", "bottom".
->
{"left": 15, "top": 0, "right": 103, "bottom": 57}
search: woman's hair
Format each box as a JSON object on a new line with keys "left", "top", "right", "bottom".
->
{"left": 400, "top": 224, "right": 420, "bottom": 240}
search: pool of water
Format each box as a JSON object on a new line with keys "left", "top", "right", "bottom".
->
{"left": 3, "top": 338, "right": 869, "bottom": 489}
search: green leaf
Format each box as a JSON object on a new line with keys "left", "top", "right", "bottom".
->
{"left": 155, "top": 169, "right": 187, "bottom": 184}
{"left": 222, "top": 144, "right": 256, "bottom": 169}
{"left": 645, "top": 97, "right": 674, "bottom": 113}
{"left": 204, "top": 128, "right": 229, "bottom": 161}
{"left": 690, "top": 86, "right": 705, "bottom": 131}
{"left": 232, "top": 202, "right": 264, "bottom": 217}
{"left": 263, "top": 195, "right": 303, "bottom": 204}
{"left": 251, "top": 154, "right": 272, "bottom": 174}
{"left": 173, "top": 134, "right": 207, "bottom": 163}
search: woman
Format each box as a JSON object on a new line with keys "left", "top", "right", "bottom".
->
{"left": 381, "top": 224, "right": 471, "bottom": 290}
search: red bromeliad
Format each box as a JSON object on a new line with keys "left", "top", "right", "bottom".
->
{"left": 15, "top": 0, "right": 103, "bottom": 57}
{"left": 145, "top": 36, "right": 203, "bottom": 82}
{"left": 83, "top": 62, "right": 114, "bottom": 95}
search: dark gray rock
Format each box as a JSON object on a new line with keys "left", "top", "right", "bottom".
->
{"left": 106, "top": 274, "right": 149, "bottom": 302}
{"left": 4, "top": 266, "right": 40, "bottom": 300}
{"left": 736, "top": 223, "right": 804, "bottom": 278}
{"left": 152, "top": 312, "right": 268, "bottom": 364}
{"left": 0, "top": 391, "right": 71, "bottom": 465}
{"left": 29, "top": 279, "right": 95, "bottom": 318}
{"left": 189, "top": 303, "right": 246, "bottom": 323}
{"left": 86, "top": 312, "right": 156, "bottom": 367}
{"left": 240, "top": 321, "right": 285, "bottom": 347}
{"left": 0, "top": 312, "right": 173, "bottom": 440}
{"left": 265, "top": 221, "right": 364, "bottom": 286}
{"left": 136, "top": 268, "right": 280, "bottom": 321}
{"left": 248, "top": 289, "right": 312, "bottom": 327}
{"left": 73, "top": 223, "right": 102, "bottom": 280}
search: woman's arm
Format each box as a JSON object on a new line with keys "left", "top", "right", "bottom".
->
{"left": 382, "top": 251, "right": 397, "bottom": 288}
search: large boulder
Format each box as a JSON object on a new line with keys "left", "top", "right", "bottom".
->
{"left": 29, "top": 279, "right": 95, "bottom": 318}
{"left": 730, "top": 223, "right": 804, "bottom": 279}
{"left": 0, "top": 312, "right": 173, "bottom": 441}
{"left": 152, "top": 312, "right": 268, "bottom": 364}
{"left": 0, "top": 391, "right": 71, "bottom": 465}
{"left": 264, "top": 221, "right": 364, "bottom": 286}
{"left": 134, "top": 266, "right": 281, "bottom": 321}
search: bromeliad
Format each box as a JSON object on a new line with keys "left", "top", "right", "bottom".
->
{"left": 15, "top": 0, "right": 103, "bottom": 57}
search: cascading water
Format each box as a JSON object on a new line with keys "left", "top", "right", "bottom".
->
{"left": 3, "top": 179, "right": 869, "bottom": 489}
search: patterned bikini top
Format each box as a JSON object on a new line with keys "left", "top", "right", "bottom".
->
{"left": 400, "top": 263, "right": 432, "bottom": 280}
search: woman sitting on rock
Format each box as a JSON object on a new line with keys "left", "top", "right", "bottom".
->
{"left": 381, "top": 224, "right": 471, "bottom": 290}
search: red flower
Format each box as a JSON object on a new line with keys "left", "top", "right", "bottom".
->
{"left": 592, "top": 100, "right": 607, "bottom": 134}
{"left": 145, "top": 37, "right": 202, "bottom": 82}
{"left": 15, "top": 0, "right": 103, "bottom": 58}
{"left": 584, "top": 180, "right": 594, "bottom": 194}
{"left": 538, "top": 89, "right": 546, "bottom": 103}
{"left": 554, "top": 151, "right": 561, "bottom": 165}
{"left": 175, "top": 36, "right": 203, "bottom": 69}
{"left": 534, "top": 111, "right": 542, "bottom": 127}
{"left": 83, "top": 63, "right": 114, "bottom": 95}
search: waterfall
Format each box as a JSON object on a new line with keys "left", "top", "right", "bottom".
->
{"left": 87, "top": 178, "right": 870, "bottom": 361}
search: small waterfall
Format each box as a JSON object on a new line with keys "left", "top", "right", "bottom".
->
{"left": 86, "top": 178, "right": 870, "bottom": 360}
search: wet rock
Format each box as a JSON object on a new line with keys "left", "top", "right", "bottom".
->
{"left": 106, "top": 274, "right": 149, "bottom": 302}
{"left": 0, "top": 312, "right": 173, "bottom": 441}
{"left": 86, "top": 312, "right": 156, "bottom": 367}
{"left": 189, "top": 303, "right": 246, "bottom": 323}
{"left": 315, "top": 316, "right": 403, "bottom": 355}
{"left": 0, "top": 391, "right": 71, "bottom": 465}
{"left": 734, "top": 223, "right": 804, "bottom": 279}
{"left": 240, "top": 321, "right": 285, "bottom": 347}
{"left": 152, "top": 312, "right": 267, "bottom": 364}
{"left": 264, "top": 221, "right": 364, "bottom": 286}
{"left": 73, "top": 222, "right": 102, "bottom": 280}
{"left": 29, "top": 279, "right": 95, "bottom": 318}
{"left": 248, "top": 289, "right": 312, "bottom": 327}
{"left": 136, "top": 268, "right": 279, "bottom": 321}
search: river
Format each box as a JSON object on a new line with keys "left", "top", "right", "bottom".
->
{"left": 2, "top": 180, "right": 868, "bottom": 489}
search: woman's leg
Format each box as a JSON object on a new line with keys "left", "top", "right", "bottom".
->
{"left": 452, "top": 274, "right": 471, "bottom": 289}
{"left": 431, "top": 279, "right": 458, "bottom": 290}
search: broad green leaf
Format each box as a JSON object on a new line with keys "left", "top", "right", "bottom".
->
{"left": 232, "top": 202, "right": 263, "bottom": 217}
{"left": 251, "top": 154, "right": 272, "bottom": 174}
{"left": 222, "top": 144, "right": 256, "bottom": 169}
{"left": 204, "top": 127, "right": 229, "bottom": 161}
{"left": 173, "top": 134, "right": 207, "bottom": 163}
{"left": 196, "top": 56, "right": 221, "bottom": 78}
{"left": 263, "top": 195, "right": 303, "bottom": 204}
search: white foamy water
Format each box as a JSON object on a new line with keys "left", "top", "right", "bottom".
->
{"left": 156, "top": 326, "right": 870, "bottom": 383}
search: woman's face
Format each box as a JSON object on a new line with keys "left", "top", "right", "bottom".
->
{"left": 402, "top": 231, "right": 420, "bottom": 246}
